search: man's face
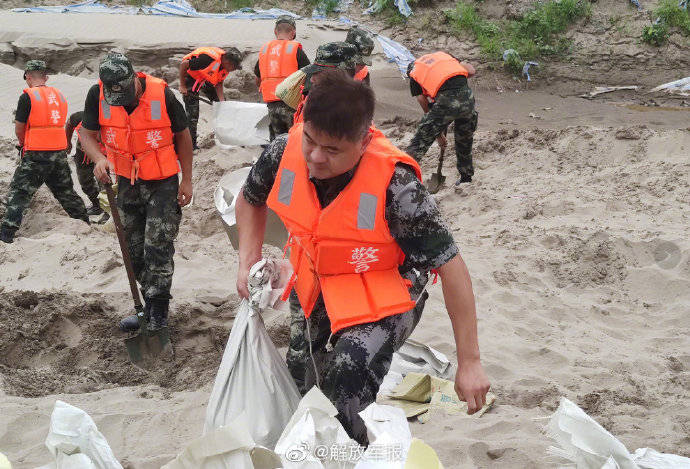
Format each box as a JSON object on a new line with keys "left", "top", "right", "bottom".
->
{"left": 302, "top": 121, "right": 371, "bottom": 180}
{"left": 222, "top": 58, "right": 237, "bottom": 72}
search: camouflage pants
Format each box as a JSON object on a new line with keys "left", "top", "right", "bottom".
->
{"left": 116, "top": 175, "right": 181, "bottom": 302}
{"left": 183, "top": 79, "right": 218, "bottom": 148}
{"left": 267, "top": 101, "right": 295, "bottom": 141}
{"left": 286, "top": 293, "right": 423, "bottom": 446}
{"left": 1, "top": 150, "right": 88, "bottom": 234}
{"left": 74, "top": 146, "right": 101, "bottom": 205}
{"left": 407, "top": 87, "right": 478, "bottom": 178}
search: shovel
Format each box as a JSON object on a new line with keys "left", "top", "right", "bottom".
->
{"left": 104, "top": 184, "right": 172, "bottom": 364}
{"left": 425, "top": 133, "right": 447, "bottom": 194}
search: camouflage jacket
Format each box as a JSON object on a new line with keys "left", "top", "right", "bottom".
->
{"left": 243, "top": 134, "right": 459, "bottom": 302}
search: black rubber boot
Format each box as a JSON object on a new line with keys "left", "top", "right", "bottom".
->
{"left": 87, "top": 202, "right": 104, "bottom": 216}
{"left": 454, "top": 174, "right": 472, "bottom": 186}
{"left": 119, "top": 300, "right": 151, "bottom": 332}
{"left": 0, "top": 228, "right": 15, "bottom": 244}
{"left": 148, "top": 299, "right": 169, "bottom": 332}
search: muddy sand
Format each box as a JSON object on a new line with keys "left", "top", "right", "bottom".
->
{"left": 0, "top": 9, "right": 689, "bottom": 469}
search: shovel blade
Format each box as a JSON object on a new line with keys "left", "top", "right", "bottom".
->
{"left": 425, "top": 173, "right": 446, "bottom": 194}
{"left": 124, "top": 327, "right": 173, "bottom": 365}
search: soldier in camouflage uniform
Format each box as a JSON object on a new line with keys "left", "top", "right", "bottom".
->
{"left": 1, "top": 60, "right": 89, "bottom": 244}
{"left": 406, "top": 53, "right": 479, "bottom": 186}
{"left": 237, "top": 72, "right": 490, "bottom": 447}
{"left": 345, "top": 26, "right": 375, "bottom": 85}
{"left": 79, "top": 53, "right": 193, "bottom": 332}
{"left": 255, "top": 16, "right": 311, "bottom": 140}
{"left": 65, "top": 111, "right": 109, "bottom": 223}
{"left": 180, "top": 47, "right": 243, "bottom": 149}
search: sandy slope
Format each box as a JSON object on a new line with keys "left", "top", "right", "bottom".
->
{"left": 0, "top": 9, "right": 689, "bottom": 469}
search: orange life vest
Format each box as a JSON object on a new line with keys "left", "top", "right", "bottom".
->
{"left": 258, "top": 39, "right": 301, "bottom": 103}
{"left": 409, "top": 51, "right": 469, "bottom": 99}
{"left": 23, "top": 86, "right": 68, "bottom": 152}
{"left": 267, "top": 123, "right": 422, "bottom": 334}
{"left": 354, "top": 66, "right": 369, "bottom": 82}
{"left": 183, "top": 47, "right": 229, "bottom": 91}
{"left": 98, "top": 73, "right": 179, "bottom": 184}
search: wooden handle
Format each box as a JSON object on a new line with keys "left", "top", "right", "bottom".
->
{"left": 105, "top": 183, "right": 143, "bottom": 310}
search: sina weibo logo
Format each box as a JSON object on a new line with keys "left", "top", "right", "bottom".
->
{"left": 348, "top": 247, "right": 380, "bottom": 273}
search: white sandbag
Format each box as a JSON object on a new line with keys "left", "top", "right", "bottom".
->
{"left": 355, "top": 404, "right": 411, "bottom": 469}
{"left": 546, "top": 397, "right": 638, "bottom": 469}
{"left": 632, "top": 448, "right": 690, "bottom": 468}
{"left": 0, "top": 452, "right": 11, "bottom": 469}
{"left": 163, "top": 413, "right": 281, "bottom": 469}
{"left": 274, "top": 387, "right": 361, "bottom": 469}
{"left": 378, "top": 340, "right": 456, "bottom": 398}
{"left": 247, "top": 258, "right": 293, "bottom": 312}
{"left": 213, "top": 101, "right": 270, "bottom": 147}
{"left": 41, "top": 400, "right": 122, "bottom": 469}
{"left": 204, "top": 297, "right": 301, "bottom": 450}
{"left": 214, "top": 167, "right": 288, "bottom": 250}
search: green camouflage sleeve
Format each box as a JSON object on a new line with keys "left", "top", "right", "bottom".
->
{"left": 242, "top": 134, "right": 288, "bottom": 206}
{"left": 385, "top": 163, "right": 459, "bottom": 273}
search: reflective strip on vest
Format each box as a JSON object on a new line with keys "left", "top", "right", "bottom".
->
{"left": 286, "top": 44, "right": 294, "bottom": 54}
{"left": 150, "top": 100, "right": 162, "bottom": 120}
{"left": 357, "top": 193, "right": 377, "bottom": 230}
{"left": 278, "top": 168, "right": 295, "bottom": 205}
{"left": 33, "top": 91, "right": 42, "bottom": 101}
{"left": 101, "top": 101, "right": 111, "bottom": 119}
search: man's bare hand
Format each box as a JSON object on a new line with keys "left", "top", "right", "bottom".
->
{"left": 177, "top": 178, "right": 193, "bottom": 206}
{"left": 94, "top": 158, "right": 114, "bottom": 184}
{"left": 455, "top": 359, "right": 490, "bottom": 414}
{"left": 236, "top": 263, "right": 251, "bottom": 299}
{"left": 437, "top": 133, "right": 448, "bottom": 149}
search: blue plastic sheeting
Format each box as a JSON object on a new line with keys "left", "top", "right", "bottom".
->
{"left": 364, "top": 0, "right": 413, "bottom": 17}
{"left": 11, "top": 1, "right": 416, "bottom": 79}
{"left": 142, "top": 1, "right": 300, "bottom": 19}
{"left": 12, "top": 0, "right": 139, "bottom": 14}
{"left": 312, "top": 0, "right": 354, "bottom": 19}
{"left": 371, "top": 31, "right": 416, "bottom": 76}
{"left": 629, "top": 0, "right": 643, "bottom": 11}
{"left": 680, "top": 0, "right": 687, "bottom": 10}
{"left": 522, "top": 61, "right": 538, "bottom": 81}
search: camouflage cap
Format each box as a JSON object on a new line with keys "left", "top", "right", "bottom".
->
{"left": 275, "top": 15, "right": 296, "bottom": 28}
{"left": 23, "top": 60, "right": 47, "bottom": 79}
{"left": 301, "top": 42, "right": 358, "bottom": 93}
{"left": 99, "top": 52, "right": 136, "bottom": 106}
{"left": 345, "top": 27, "right": 374, "bottom": 66}
{"left": 223, "top": 47, "right": 243, "bottom": 69}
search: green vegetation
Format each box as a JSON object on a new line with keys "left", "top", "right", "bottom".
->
{"left": 445, "top": 0, "right": 591, "bottom": 67}
{"left": 642, "top": 22, "right": 669, "bottom": 45}
{"left": 642, "top": 0, "right": 690, "bottom": 45}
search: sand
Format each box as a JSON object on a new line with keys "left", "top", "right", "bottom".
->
{"left": 1, "top": 9, "right": 689, "bottom": 469}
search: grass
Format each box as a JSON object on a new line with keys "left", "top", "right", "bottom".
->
{"left": 641, "top": 0, "right": 690, "bottom": 45}
{"left": 445, "top": 0, "right": 591, "bottom": 66}
{"left": 305, "top": 0, "right": 342, "bottom": 15}
{"left": 654, "top": 0, "right": 690, "bottom": 35}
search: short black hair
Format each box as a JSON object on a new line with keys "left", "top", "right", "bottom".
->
{"left": 303, "top": 70, "right": 375, "bottom": 142}
{"left": 275, "top": 22, "right": 296, "bottom": 34}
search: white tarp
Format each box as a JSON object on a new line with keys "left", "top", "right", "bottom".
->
{"left": 547, "top": 397, "right": 690, "bottom": 469}
{"left": 204, "top": 297, "right": 301, "bottom": 450}
{"left": 36, "top": 400, "right": 122, "bottom": 469}
{"left": 649, "top": 77, "right": 690, "bottom": 96}
{"left": 213, "top": 101, "right": 270, "bottom": 147}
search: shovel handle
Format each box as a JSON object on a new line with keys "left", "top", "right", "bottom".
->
{"left": 105, "top": 184, "right": 143, "bottom": 311}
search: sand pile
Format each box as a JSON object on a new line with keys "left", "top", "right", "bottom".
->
{"left": 0, "top": 8, "right": 688, "bottom": 469}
